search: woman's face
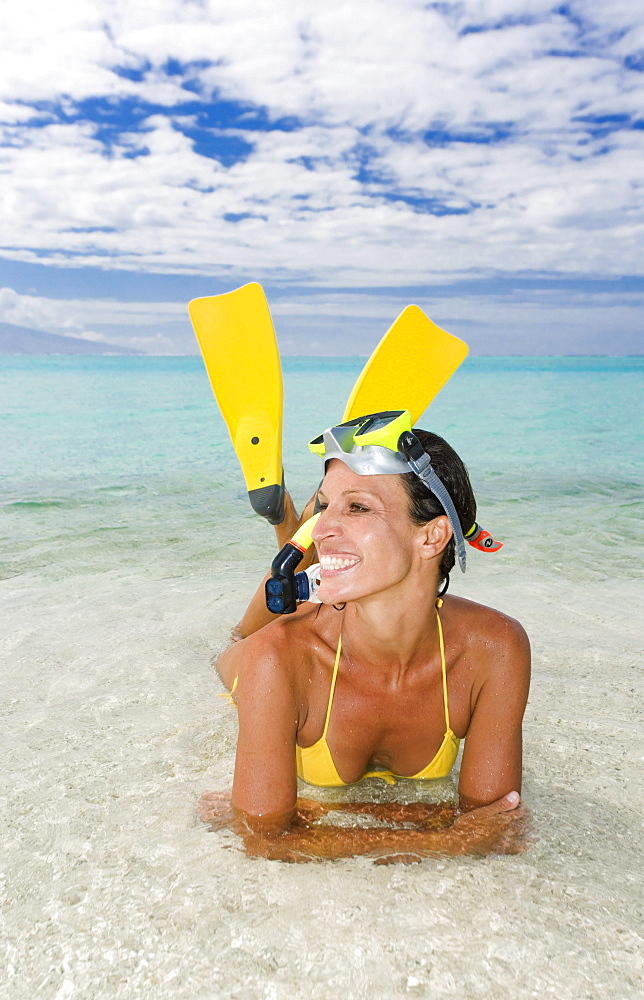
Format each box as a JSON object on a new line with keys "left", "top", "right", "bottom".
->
{"left": 311, "top": 459, "right": 428, "bottom": 605}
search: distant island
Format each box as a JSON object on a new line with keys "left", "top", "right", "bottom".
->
{"left": 0, "top": 322, "right": 143, "bottom": 355}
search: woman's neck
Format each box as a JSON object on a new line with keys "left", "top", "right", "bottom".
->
{"left": 338, "top": 574, "right": 442, "bottom": 679}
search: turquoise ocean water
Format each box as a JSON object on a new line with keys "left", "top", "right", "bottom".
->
{"left": 1, "top": 355, "right": 642, "bottom": 1000}
{"left": 1, "top": 355, "right": 641, "bottom": 586}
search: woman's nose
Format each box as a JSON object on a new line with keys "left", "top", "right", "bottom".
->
{"left": 311, "top": 505, "right": 341, "bottom": 542}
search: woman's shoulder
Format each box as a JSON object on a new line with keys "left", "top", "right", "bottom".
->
{"left": 442, "top": 596, "right": 531, "bottom": 724}
{"left": 258, "top": 603, "right": 338, "bottom": 655}
{"left": 441, "top": 594, "right": 530, "bottom": 669}
{"left": 221, "top": 604, "right": 338, "bottom": 690}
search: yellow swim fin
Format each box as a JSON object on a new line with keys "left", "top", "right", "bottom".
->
{"left": 344, "top": 305, "right": 468, "bottom": 424}
{"left": 188, "top": 283, "right": 284, "bottom": 524}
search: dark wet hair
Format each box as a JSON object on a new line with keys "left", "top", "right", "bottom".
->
{"left": 399, "top": 429, "right": 476, "bottom": 594}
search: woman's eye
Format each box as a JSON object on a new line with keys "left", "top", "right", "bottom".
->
{"left": 317, "top": 501, "right": 369, "bottom": 513}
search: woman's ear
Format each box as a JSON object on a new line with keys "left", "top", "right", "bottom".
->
{"left": 417, "top": 515, "right": 452, "bottom": 561}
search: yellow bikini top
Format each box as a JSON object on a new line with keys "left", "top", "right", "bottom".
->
{"left": 296, "top": 602, "right": 460, "bottom": 786}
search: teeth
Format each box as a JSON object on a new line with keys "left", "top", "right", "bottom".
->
{"left": 320, "top": 555, "right": 359, "bottom": 569}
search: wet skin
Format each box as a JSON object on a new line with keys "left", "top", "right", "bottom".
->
{"left": 211, "top": 462, "right": 531, "bottom": 859}
{"left": 198, "top": 791, "right": 533, "bottom": 863}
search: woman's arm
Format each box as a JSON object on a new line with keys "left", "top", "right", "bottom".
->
{"left": 213, "top": 489, "right": 318, "bottom": 688}
{"left": 457, "top": 613, "right": 531, "bottom": 810}
{"left": 235, "top": 492, "right": 318, "bottom": 640}
{"left": 228, "top": 627, "right": 301, "bottom": 831}
{"left": 198, "top": 791, "right": 532, "bottom": 862}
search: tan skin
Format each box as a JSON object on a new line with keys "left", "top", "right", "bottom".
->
{"left": 200, "top": 461, "right": 531, "bottom": 861}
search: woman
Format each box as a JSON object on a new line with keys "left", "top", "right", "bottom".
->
{"left": 201, "top": 411, "right": 531, "bottom": 861}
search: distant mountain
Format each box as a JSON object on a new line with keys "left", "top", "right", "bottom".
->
{"left": 0, "top": 322, "right": 143, "bottom": 355}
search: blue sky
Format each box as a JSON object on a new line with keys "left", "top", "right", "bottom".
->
{"left": 1, "top": 0, "right": 643, "bottom": 354}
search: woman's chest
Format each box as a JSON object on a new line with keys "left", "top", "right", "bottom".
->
{"left": 298, "top": 660, "right": 472, "bottom": 778}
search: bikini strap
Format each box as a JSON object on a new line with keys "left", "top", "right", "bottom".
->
{"left": 217, "top": 674, "right": 238, "bottom": 707}
{"left": 321, "top": 634, "right": 342, "bottom": 739}
{"left": 435, "top": 607, "right": 450, "bottom": 731}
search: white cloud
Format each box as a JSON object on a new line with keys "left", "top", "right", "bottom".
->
{"left": 2, "top": 282, "right": 640, "bottom": 357}
{"left": 1, "top": 112, "right": 642, "bottom": 284}
{"left": 0, "top": 0, "right": 643, "bottom": 352}
{"left": 261, "top": 283, "right": 644, "bottom": 356}
{"left": 0, "top": 286, "right": 189, "bottom": 352}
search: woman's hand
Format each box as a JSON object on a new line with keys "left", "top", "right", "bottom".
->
{"left": 450, "top": 791, "right": 531, "bottom": 855}
{"left": 197, "top": 790, "right": 234, "bottom": 831}
{"left": 454, "top": 789, "right": 520, "bottom": 822}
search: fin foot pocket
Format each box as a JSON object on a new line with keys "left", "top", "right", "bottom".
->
{"left": 248, "top": 476, "right": 285, "bottom": 525}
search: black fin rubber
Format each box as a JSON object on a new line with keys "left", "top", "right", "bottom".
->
{"left": 248, "top": 473, "right": 285, "bottom": 525}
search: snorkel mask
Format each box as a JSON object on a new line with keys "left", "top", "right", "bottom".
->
{"left": 309, "top": 409, "right": 468, "bottom": 573}
{"left": 265, "top": 410, "right": 503, "bottom": 614}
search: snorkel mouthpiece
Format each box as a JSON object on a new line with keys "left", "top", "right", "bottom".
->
{"left": 265, "top": 514, "right": 320, "bottom": 614}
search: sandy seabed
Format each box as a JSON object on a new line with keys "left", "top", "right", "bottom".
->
{"left": 1, "top": 556, "right": 642, "bottom": 1000}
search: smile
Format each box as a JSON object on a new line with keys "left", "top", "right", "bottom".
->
{"left": 319, "top": 555, "right": 360, "bottom": 573}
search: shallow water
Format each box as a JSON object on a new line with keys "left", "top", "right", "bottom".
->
{"left": 1, "top": 356, "right": 643, "bottom": 998}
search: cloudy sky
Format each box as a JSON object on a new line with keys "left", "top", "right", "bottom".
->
{"left": 1, "top": 0, "right": 642, "bottom": 354}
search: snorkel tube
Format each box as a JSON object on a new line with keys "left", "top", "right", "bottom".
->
{"left": 465, "top": 521, "right": 503, "bottom": 552}
{"left": 265, "top": 514, "right": 320, "bottom": 614}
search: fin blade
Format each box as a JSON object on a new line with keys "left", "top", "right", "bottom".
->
{"left": 344, "top": 305, "right": 468, "bottom": 423}
{"left": 188, "top": 284, "right": 283, "bottom": 506}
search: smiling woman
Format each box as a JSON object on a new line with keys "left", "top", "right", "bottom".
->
{"left": 200, "top": 411, "right": 532, "bottom": 862}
